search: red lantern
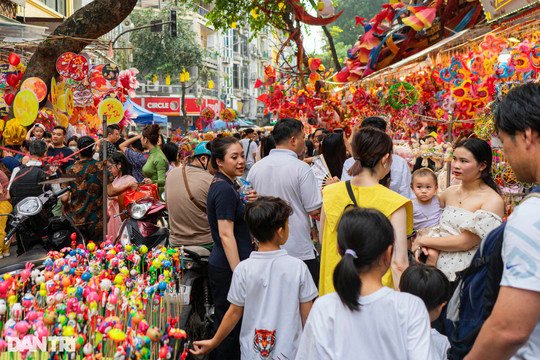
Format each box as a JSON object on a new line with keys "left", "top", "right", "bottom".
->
{"left": 4, "top": 93, "right": 14, "bottom": 106}
{"left": 8, "top": 53, "right": 20, "bottom": 67}
{"left": 6, "top": 74, "right": 18, "bottom": 87}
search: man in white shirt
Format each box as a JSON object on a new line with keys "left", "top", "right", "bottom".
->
{"left": 248, "top": 118, "right": 322, "bottom": 284}
{"left": 341, "top": 116, "right": 414, "bottom": 199}
{"left": 239, "top": 128, "right": 258, "bottom": 180}
{"left": 465, "top": 83, "right": 540, "bottom": 360}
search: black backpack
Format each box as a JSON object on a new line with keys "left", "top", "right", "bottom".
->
{"left": 445, "top": 190, "right": 540, "bottom": 359}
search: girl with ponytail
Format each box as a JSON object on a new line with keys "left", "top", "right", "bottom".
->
{"left": 413, "top": 137, "right": 505, "bottom": 282}
{"left": 296, "top": 207, "right": 433, "bottom": 359}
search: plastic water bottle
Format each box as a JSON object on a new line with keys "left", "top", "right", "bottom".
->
{"left": 239, "top": 179, "right": 253, "bottom": 204}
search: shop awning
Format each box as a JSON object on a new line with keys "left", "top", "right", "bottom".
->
{"left": 0, "top": 14, "right": 47, "bottom": 42}
{"left": 124, "top": 98, "right": 167, "bottom": 124}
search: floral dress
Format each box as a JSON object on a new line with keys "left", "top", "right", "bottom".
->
{"left": 64, "top": 159, "right": 112, "bottom": 243}
{"left": 435, "top": 206, "right": 502, "bottom": 281}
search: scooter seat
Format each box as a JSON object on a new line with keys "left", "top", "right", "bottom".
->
{"left": 183, "top": 246, "right": 211, "bottom": 258}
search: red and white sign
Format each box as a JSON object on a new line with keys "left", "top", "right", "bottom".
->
{"left": 132, "top": 97, "right": 224, "bottom": 116}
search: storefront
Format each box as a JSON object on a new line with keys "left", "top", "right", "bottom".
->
{"left": 131, "top": 97, "right": 225, "bottom": 130}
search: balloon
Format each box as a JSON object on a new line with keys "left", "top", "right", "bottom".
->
{"left": 6, "top": 74, "right": 18, "bottom": 87}
{"left": 65, "top": 88, "right": 74, "bottom": 116}
{"left": 13, "top": 89, "right": 39, "bottom": 126}
{"left": 8, "top": 53, "right": 20, "bottom": 67}
{"left": 21, "top": 77, "right": 47, "bottom": 102}
{"left": 4, "top": 93, "right": 14, "bottom": 106}
{"left": 97, "top": 98, "right": 124, "bottom": 124}
{"left": 57, "top": 94, "right": 66, "bottom": 112}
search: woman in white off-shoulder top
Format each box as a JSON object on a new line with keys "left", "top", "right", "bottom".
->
{"left": 413, "top": 138, "right": 505, "bottom": 282}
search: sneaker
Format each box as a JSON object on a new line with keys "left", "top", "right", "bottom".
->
{"left": 2, "top": 252, "right": 9, "bottom": 257}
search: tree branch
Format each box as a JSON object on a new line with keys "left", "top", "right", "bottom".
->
{"left": 321, "top": 25, "right": 342, "bottom": 71}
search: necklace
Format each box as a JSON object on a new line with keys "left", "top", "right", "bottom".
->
{"left": 458, "top": 188, "right": 474, "bottom": 205}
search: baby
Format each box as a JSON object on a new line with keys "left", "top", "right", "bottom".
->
{"left": 411, "top": 168, "right": 442, "bottom": 237}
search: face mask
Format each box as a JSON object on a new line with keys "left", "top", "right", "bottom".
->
{"left": 70, "top": 147, "right": 78, "bottom": 153}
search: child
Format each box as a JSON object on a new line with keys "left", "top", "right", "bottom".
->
{"left": 191, "top": 196, "right": 318, "bottom": 360}
{"left": 412, "top": 168, "right": 442, "bottom": 235}
{"left": 295, "top": 207, "right": 432, "bottom": 360}
{"left": 25, "top": 123, "right": 45, "bottom": 142}
{"left": 400, "top": 264, "right": 452, "bottom": 359}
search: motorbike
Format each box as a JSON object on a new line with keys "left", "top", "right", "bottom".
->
{"left": 1, "top": 187, "right": 85, "bottom": 274}
{"left": 115, "top": 196, "right": 169, "bottom": 249}
{"left": 164, "top": 246, "right": 214, "bottom": 360}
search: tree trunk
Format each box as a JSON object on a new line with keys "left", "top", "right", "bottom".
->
{"left": 8, "top": 0, "right": 138, "bottom": 119}
{"left": 321, "top": 25, "right": 342, "bottom": 71}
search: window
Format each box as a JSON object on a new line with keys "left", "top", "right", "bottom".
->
{"left": 233, "top": 30, "right": 239, "bottom": 53}
{"left": 242, "top": 67, "right": 248, "bottom": 89}
{"left": 43, "top": 0, "right": 65, "bottom": 15}
{"left": 233, "top": 64, "right": 239, "bottom": 89}
{"left": 241, "top": 35, "right": 248, "bottom": 56}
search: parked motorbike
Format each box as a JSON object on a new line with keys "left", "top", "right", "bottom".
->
{"left": 1, "top": 187, "right": 85, "bottom": 274}
{"left": 115, "top": 196, "right": 169, "bottom": 249}
{"left": 164, "top": 246, "right": 214, "bottom": 360}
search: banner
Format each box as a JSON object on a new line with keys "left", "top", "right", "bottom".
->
{"left": 479, "top": 0, "right": 540, "bottom": 22}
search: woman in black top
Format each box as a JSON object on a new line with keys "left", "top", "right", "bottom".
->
{"left": 206, "top": 136, "right": 258, "bottom": 359}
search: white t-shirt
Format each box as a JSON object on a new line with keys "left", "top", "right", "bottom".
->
{"left": 500, "top": 195, "right": 540, "bottom": 360}
{"left": 431, "top": 328, "right": 450, "bottom": 360}
{"left": 341, "top": 155, "right": 414, "bottom": 199}
{"left": 228, "top": 249, "right": 318, "bottom": 360}
{"left": 248, "top": 149, "right": 323, "bottom": 260}
{"left": 240, "top": 138, "right": 258, "bottom": 168}
{"left": 295, "top": 288, "right": 433, "bottom": 360}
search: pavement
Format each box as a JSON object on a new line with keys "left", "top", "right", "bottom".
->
{"left": 0, "top": 243, "right": 20, "bottom": 268}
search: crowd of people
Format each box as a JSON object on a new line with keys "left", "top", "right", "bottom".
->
{"left": 1, "top": 83, "right": 539, "bottom": 360}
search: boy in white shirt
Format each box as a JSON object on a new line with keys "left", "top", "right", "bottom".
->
{"left": 400, "top": 263, "right": 452, "bottom": 359}
{"left": 191, "top": 196, "right": 318, "bottom": 360}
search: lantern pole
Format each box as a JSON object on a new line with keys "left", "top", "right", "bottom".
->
{"left": 103, "top": 115, "right": 108, "bottom": 243}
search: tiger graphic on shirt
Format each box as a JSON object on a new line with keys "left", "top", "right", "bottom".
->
{"left": 253, "top": 329, "right": 276, "bottom": 359}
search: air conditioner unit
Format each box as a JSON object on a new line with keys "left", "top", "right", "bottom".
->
{"left": 222, "top": 56, "right": 231, "bottom": 64}
{"left": 163, "top": 86, "right": 172, "bottom": 93}
{"left": 147, "top": 81, "right": 159, "bottom": 91}
{"left": 226, "top": 98, "right": 232, "bottom": 107}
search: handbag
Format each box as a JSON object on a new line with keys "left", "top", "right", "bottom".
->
{"left": 123, "top": 183, "right": 159, "bottom": 208}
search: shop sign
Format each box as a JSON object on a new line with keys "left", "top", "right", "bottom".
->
{"left": 479, "top": 0, "right": 540, "bottom": 22}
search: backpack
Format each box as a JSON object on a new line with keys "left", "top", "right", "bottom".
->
{"left": 445, "top": 189, "right": 540, "bottom": 360}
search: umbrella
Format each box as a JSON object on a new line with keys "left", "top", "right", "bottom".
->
{"left": 204, "top": 119, "right": 239, "bottom": 132}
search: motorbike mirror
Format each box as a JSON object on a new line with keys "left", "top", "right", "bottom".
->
{"left": 0, "top": 213, "right": 12, "bottom": 217}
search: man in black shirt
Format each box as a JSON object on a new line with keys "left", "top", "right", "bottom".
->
{"left": 47, "top": 126, "right": 74, "bottom": 175}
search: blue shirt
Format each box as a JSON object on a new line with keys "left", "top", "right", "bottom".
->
{"left": 1, "top": 157, "right": 19, "bottom": 172}
{"left": 206, "top": 171, "right": 253, "bottom": 269}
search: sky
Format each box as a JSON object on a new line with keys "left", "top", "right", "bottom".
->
{"left": 303, "top": 25, "right": 325, "bottom": 54}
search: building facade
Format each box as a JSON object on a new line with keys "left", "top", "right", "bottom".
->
{"left": 127, "top": 1, "right": 274, "bottom": 130}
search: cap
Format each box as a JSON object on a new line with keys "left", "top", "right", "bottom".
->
{"left": 193, "top": 141, "right": 211, "bottom": 156}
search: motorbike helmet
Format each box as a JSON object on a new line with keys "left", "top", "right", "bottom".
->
{"left": 193, "top": 141, "right": 211, "bottom": 157}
